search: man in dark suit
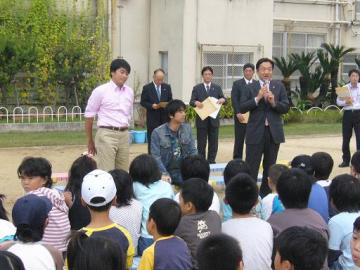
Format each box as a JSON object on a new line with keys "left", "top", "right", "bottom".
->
{"left": 239, "top": 58, "right": 289, "bottom": 197}
{"left": 190, "top": 66, "right": 226, "bottom": 164}
{"left": 140, "top": 68, "right": 173, "bottom": 153}
{"left": 231, "top": 63, "right": 256, "bottom": 159}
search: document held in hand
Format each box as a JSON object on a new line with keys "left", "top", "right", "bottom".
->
{"left": 336, "top": 86, "right": 351, "bottom": 100}
{"left": 194, "top": 97, "right": 218, "bottom": 120}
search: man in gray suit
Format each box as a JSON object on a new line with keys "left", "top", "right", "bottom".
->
{"left": 231, "top": 63, "right": 256, "bottom": 159}
{"left": 240, "top": 58, "right": 289, "bottom": 197}
{"left": 190, "top": 66, "right": 226, "bottom": 164}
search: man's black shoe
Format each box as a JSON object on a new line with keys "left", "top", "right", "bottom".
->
{"left": 338, "top": 162, "right": 349, "bottom": 168}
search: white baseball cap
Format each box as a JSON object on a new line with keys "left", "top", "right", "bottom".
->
{"left": 81, "top": 169, "right": 117, "bottom": 207}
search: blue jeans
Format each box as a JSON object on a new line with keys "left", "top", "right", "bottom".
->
{"left": 137, "top": 236, "right": 154, "bottom": 256}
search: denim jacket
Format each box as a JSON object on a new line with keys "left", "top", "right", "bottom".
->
{"left": 151, "top": 122, "right": 197, "bottom": 184}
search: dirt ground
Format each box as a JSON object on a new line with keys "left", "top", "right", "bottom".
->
{"left": 0, "top": 134, "right": 354, "bottom": 210}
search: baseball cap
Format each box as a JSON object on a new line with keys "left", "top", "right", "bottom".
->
{"left": 12, "top": 194, "right": 52, "bottom": 229}
{"left": 291, "top": 155, "right": 314, "bottom": 176}
{"left": 81, "top": 169, "right": 117, "bottom": 207}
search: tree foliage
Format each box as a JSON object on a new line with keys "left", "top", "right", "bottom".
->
{"left": 0, "top": 0, "right": 109, "bottom": 107}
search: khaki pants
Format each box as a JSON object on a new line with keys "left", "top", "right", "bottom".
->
{"left": 95, "top": 128, "right": 129, "bottom": 171}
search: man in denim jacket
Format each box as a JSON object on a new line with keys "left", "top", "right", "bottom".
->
{"left": 151, "top": 99, "right": 197, "bottom": 185}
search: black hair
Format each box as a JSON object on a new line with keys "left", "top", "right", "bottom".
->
{"left": 166, "top": 99, "right": 186, "bottom": 119}
{"left": 14, "top": 224, "right": 45, "bottom": 243}
{"left": 110, "top": 58, "right": 131, "bottom": 75}
{"left": 197, "top": 233, "right": 242, "bottom": 270}
{"left": 65, "top": 155, "right": 97, "bottom": 195}
{"left": 0, "top": 251, "right": 25, "bottom": 270}
{"left": 268, "top": 164, "right": 289, "bottom": 186}
{"left": 17, "top": 157, "right": 53, "bottom": 188}
{"left": 277, "top": 168, "right": 312, "bottom": 209}
{"left": 354, "top": 216, "right": 360, "bottom": 232}
{"left": 291, "top": 155, "right": 314, "bottom": 176}
{"left": 181, "top": 155, "right": 210, "bottom": 182}
{"left": 148, "top": 198, "right": 181, "bottom": 236}
{"left": 348, "top": 69, "right": 360, "bottom": 78}
{"left": 129, "top": 154, "right": 161, "bottom": 187}
{"left": 109, "top": 169, "right": 134, "bottom": 207}
{"left": 311, "top": 152, "right": 334, "bottom": 180}
{"left": 275, "top": 226, "right": 327, "bottom": 270}
{"left": 351, "top": 151, "right": 360, "bottom": 173}
{"left": 0, "top": 194, "right": 9, "bottom": 221}
{"left": 243, "top": 63, "right": 255, "bottom": 71}
{"left": 153, "top": 68, "right": 165, "bottom": 75}
{"left": 225, "top": 173, "right": 258, "bottom": 214}
{"left": 256, "top": 58, "right": 275, "bottom": 70}
{"left": 201, "top": 66, "right": 213, "bottom": 75}
{"left": 181, "top": 178, "right": 213, "bottom": 212}
{"left": 329, "top": 174, "right": 360, "bottom": 212}
{"left": 86, "top": 200, "right": 113, "bottom": 212}
{"left": 67, "top": 231, "right": 125, "bottom": 270}
{"left": 223, "top": 159, "right": 251, "bottom": 186}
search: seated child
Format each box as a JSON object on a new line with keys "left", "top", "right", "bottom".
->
{"left": 223, "top": 173, "right": 273, "bottom": 270}
{"left": 138, "top": 198, "right": 192, "bottom": 270}
{"left": 17, "top": 157, "right": 70, "bottom": 251}
{"left": 222, "top": 159, "right": 265, "bottom": 221}
{"left": 0, "top": 250, "right": 25, "bottom": 270}
{"left": 175, "top": 155, "right": 220, "bottom": 214}
{"left": 109, "top": 169, "right": 142, "bottom": 254}
{"left": 174, "top": 178, "right": 221, "bottom": 269}
{"left": 261, "top": 164, "right": 288, "bottom": 220}
{"left": 67, "top": 231, "right": 126, "bottom": 270}
{"left": 197, "top": 233, "right": 244, "bottom": 270}
{"left": 274, "top": 226, "right": 327, "bottom": 270}
{"left": 351, "top": 216, "right": 360, "bottom": 267}
{"left": 2, "top": 194, "right": 63, "bottom": 270}
{"left": 328, "top": 174, "right": 360, "bottom": 269}
{"left": 81, "top": 169, "right": 134, "bottom": 270}
{"left": 0, "top": 194, "right": 16, "bottom": 243}
{"left": 64, "top": 155, "right": 97, "bottom": 230}
{"left": 291, "top": 154, "right": 329, "bottom": 222}
{"left": 351, "top": 151, "right": 360, "bottom": 179}
{"left": 130, "top": 154, "right": 174, "bottom": 255}
{"left": 311, "top": 152, "right": 334, "bottom": 187}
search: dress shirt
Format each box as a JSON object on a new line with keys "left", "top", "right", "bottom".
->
{"left": 203, "top": 82, "right": 211, "bottom": 92}
{"left": 336, "top": 83, "right": 360, "bottom": 110}
{"left": 245, "top": 78, "right": 253, "bottom": 85}
{"left": 85, "top": 80, "right": 134, "bottom": 127}
{"left": 153, "top": 82, "right": 161, "bottom": 97}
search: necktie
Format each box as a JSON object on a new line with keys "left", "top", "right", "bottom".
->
{"left": 157, "top": 85, "right": 161, "bottom": 100}
{"left": 206, "top": 85, "right": 210, "bottom": 93}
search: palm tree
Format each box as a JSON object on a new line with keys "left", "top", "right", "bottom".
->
{"left": 355, "top": 58, "right": 360, "bottom": 69}
{"left": 290, "top": 52, "right": 317, "bottom": 101}
{"left": 273, "top": 56, "right": 297, "bottom": 106}
{"left": 317, "top": 50, "right": 332, "bottom": 104}
{"left": 321, "top": 43, "right": 356, "bottom": 103}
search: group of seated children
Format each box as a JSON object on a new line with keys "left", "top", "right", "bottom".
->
{"left": 2, "top": 149, "right": 360, "bottom": 270}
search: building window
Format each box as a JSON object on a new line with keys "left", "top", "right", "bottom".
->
{"left": 272, "top": 32, "right": 326, "bottom": 88}
{"left": 356, "top": 0, "right": 360, "bottom": 19}
{"left": 159, "top": 51, "right": 168, "bottom": 82}
{"left": 342, "top": 53, "right": 360, "bottom": 82}
{"left": 202, "top": 52, "right": 252, "bottom": 91}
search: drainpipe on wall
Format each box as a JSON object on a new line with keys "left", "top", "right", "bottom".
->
{"left": 335, "top": 0, "right": 340, "bottom": 46}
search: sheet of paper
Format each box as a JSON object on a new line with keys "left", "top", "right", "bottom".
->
{"left": 209, "top": 97, "right": 222, "bottom": 119}
{"left": 158, "top": 102, "right": 168, "bottom": 108}
{"left": 336, "top": 86, "right": 350, "bottom": 99}
{"left": 194, "top": 97, "right": 218, "bottom": 120}
{"left": 240, "top": 112, "right": 249, "bottom": 124}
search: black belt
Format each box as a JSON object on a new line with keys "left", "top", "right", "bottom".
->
{"left": 345, "top": 110, "right": 360, "bottom": 113}
{"left": 99, "top": 126, "right": 128, "bottom": 131}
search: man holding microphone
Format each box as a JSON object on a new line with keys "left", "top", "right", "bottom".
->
{"left": 239, "top": 58, "right": 289, "bottom": 197}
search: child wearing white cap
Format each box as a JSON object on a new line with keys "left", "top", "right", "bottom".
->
{"left": 80, "top": 169, "right": 134, "bottom": 270}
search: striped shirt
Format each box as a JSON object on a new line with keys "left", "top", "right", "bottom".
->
{"left": 29, "top": 187, "right": 71, "bottom": 251}
{"left": 109, "top": 199, "right": 142, "bottom": 254}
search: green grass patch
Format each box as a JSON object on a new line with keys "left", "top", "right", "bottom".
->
{"left": 0, "top": 123, "right": 342, "bottom": 148}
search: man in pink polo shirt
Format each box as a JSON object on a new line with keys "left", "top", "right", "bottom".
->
{"left": 84, "top": 58, "right": 134, "bottom": 171}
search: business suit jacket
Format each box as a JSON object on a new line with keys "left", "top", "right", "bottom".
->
{"left": 232, "top": 78, "right": 253, "bottom": 115}
{"left": 189, "top": 83, "right": 225, "bottom": 128}
{"left": 239, "top": 80, "right": 289, "bottom": 144}
{"left": 140, "top": 82, "right": 172, "bottom": 129}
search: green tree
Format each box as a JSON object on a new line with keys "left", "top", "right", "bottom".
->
{"left": 321, "top": 43, "right": 355, "bottom": 103}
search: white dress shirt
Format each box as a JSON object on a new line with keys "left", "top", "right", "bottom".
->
{"left": 336, "top": 83, "right": 360, "bottom": 110}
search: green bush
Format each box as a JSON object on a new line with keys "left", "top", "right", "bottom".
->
{"left": 283, "top": 109, "right": 342, "bottom": 124}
